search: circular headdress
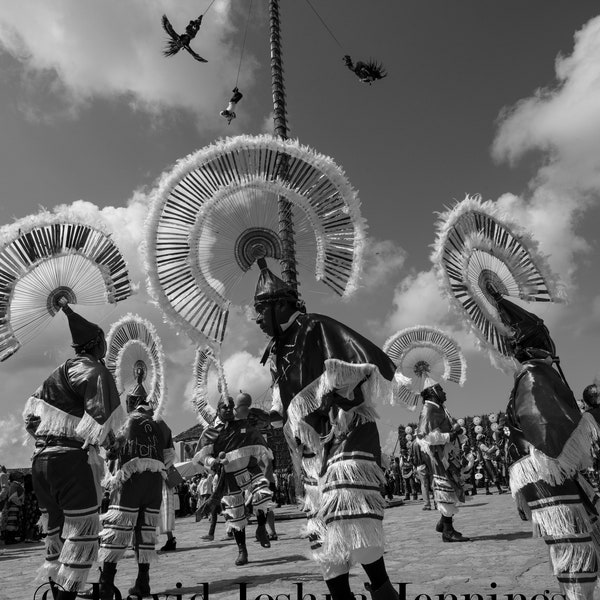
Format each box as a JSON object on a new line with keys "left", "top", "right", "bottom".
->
{"left": 105, "top": 314, "right": 166, "bottom": 418}
{"left": 191, "top": 346, "right": 229, "bottom": 426}
{"left": 432, "top": 195, "right": 564, "bottom": 371}
{"left": 145, "top": 134, "right": 366, "bottom": 343}
{"left": 383, "top": 325, "right": 466, "bottom": 408}
{"left": 0, "top": 211, "right": 132, "bottom": 361}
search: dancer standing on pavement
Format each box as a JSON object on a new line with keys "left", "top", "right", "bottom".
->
{"left": 23, "top": 301, "right": 124, "bottom": 600}
{"left": 416, "top": 383, "right": 469, "bottom": 543}
{"left": 96, "top": 373, "right": 171, "bottom": 599}
{"left": 253, "top": 258, "right": 401, "bottom": 600}
{"left": 193, "top": 395, "right": 273, "bottom": 565}
{"left": 491, "top": 291, "right": 600, "bottom": 600}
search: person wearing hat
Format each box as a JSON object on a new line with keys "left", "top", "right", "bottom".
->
{"left": 93, "top": 369, "right": 170, "bottom": 599}
{"left": 491, "top": 288, "right": 600, "bottom": 600}
{"left": 416, "top": 382, "right": 469, "bottom": 542}
{"left": 193, "top": 395, "right": 273, "bottom": 566}
{"left": 253, "top": 258, "right": 400, "bottom": 600}
{"left": 23, "top": 300, "right": 124, "bottom": 600}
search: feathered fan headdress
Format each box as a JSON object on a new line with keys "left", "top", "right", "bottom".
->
{"left": 105, "top": 314, "right": 167, "bottom": 419}
{"left": 191, "top": 346, "right": 229, "bottom": 427}
{"left": 0, "top": 210, "right": 133, "bottom": 361}
{"left": 383, "top": 325, "right": 466, "bottom": 406}
{"left": 431, "top": 195, "right": 565, "bottom": 372}
{"left": 144, "top": 134, "right": 366, "bottom": 344}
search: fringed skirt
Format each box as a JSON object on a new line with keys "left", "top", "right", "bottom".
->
{"left": 519, "top": 474, "right": 600, "bottom": 600}
{"left": 301, "top": 421, "right": 386, "bottom": 571}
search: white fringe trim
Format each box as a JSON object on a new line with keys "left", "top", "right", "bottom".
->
{"left": 34, "top": 559, "right": 60, "bottom": 585}
{"left": 509, "top": 413, "right": 600, "bottom": 494}
{"left": 62, "top": 513, "right": 100, "bottom": 540}
{"left": 103, "top": 458, "right": 166, "bottom": 489}
{"left": 23, "top": 397, "right": 80, "bottom": 439}
{"left": 59, "top": 539, "right": 98, "bottom": 567}
{"left": 316, "top": 518, "right": 385, "bottom": 566}
{"left": 193, "top": 445, "right": 214, "bottom": 465}
{"left": 76, "top": 404, "right": 126, "bottom": 447}
{"left": 549, "top": 538, "right": 597, "bottom": 575}
{"left": 225, "top": 444, "right": 273, "bottom": 465}
{"left": 56, "top": 562, "right": 95, "bottom": 590}
{"left": 286, "top": 359, "right": 401, "bottom": 452}
{"left": 532, "top": 503, "right": 594, "bottom": 538}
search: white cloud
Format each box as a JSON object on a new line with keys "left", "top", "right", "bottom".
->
{"left": 0, "top": 413, "right": 33, "bottom": 469}
{"left": 492, "top": 16, "right": 600, "bottom": 165}
{"left": 0, "top": 1, "right": 257, "bottom": 127}
{"left": 491, "top": 15, "right": 600, "bottom": 288}
{"left": 383, "top": 269, "right": 452, "bottom": 332}
{"left": 359, "top": 237, "right": 407, "bottom": 290}
{"left": 223, "top": 350, "right": 272, "bottom": 411}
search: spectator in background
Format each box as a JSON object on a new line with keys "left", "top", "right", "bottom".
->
{"left": 3, "top": 472, "right": 24, "bottom": 544}
{"left": 582, "top": 384, "right": 600, "bottom": 422}
{"left": 400, "top": 447, "right": 418, "bottom": 501}
{"left": 0, "top": 466, "right": 9, "bottom": 512}
{"left": 476, "top": 434, "right": 505, "bottom": 495}
{"left": 460, "top": 443, "right": 477, "bottom": 497}
{"left": 392, "top": 457, "right": 403, "bottom": 497}
{"left": 22, "top": 473, "right": 41, "bottom": 543}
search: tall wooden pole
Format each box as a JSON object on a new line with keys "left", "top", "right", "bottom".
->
{"left": 269, "top": 0, "right": 298, "bottom": 291}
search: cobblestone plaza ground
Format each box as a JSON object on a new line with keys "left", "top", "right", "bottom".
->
{"left": 0, "top": 493, "right": 563, "bottom": 600}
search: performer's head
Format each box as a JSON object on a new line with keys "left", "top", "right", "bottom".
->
{"left": 61, "top": 300, "right": 106, "bottom": 359}
{"left": 487, "top": 284, "right": 556, "bottom": 363}
{"left": 420, "top": 382, "right": 446, "bottom": 404}
{"left": 234, "top": 391, "right": 252, "bottom": 420}
{"left": 582, "top": 384, "right": 600, "bottom": 408}
{"left": 253, "top": 258, "right": 305, "bottom": 337}
{"left": 125, "top": 367, "right": 151, "bottom": 413}
{"left": 217, "top": 396, "right": 235, "bottom": 422}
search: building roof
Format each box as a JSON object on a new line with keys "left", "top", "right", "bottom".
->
{"left": 173, "top": 423, "right": 204, "bottom": 443}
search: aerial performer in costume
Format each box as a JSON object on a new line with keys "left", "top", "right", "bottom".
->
{"left": 383, "top": 326, "right": 469, "bottom": 542}
{"left": 343, "top": 55, "right": 387, "bottom": 84}
{"left": 193, "top": 395, "right": 273, "bottom": 566}
{"left": 161, "top": 14, "right": 207, "bottom": 63}
{"left": 254, "top": 258, "right": 402, "bottom": 600}
{"left": 433, "top": 195, "right": 600, "bottom": 600}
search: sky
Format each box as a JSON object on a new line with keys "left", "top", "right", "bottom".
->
{"left": 1, "top": 1, "right": 600, "bottom": 467}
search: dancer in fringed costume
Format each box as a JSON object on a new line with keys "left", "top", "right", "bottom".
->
{"left": 492, "top": 289, "right": 600, "bottom": 600}
{"left": 23, "top": 302, "right": 124, "bottom": 600}
{"left": 193, "top": 395, "right": 273, "bottom": 566}
{"left": 253, "top": 258, "right": 401, "bottom": 600}
{"left": 416, "top": 382, "right": 469, "bottom": 542}
{"left": 96, "top": 373, "right": 171, "bottom": 599}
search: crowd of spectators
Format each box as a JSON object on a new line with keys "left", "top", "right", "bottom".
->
{"left": 0, "top": 466, "right": 42, "bottom": 545}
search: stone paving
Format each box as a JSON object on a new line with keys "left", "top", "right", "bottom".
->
{"left": 0, "top": 493, "right": 564, "bottom": 600}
